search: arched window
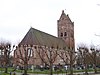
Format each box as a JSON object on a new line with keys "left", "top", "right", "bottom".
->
{"left": 64, "top": 32, "right": 67, "bottom": 36}
{"left": 27, "top": 48, "right": 32, "bottom": 57}
{"left": 60, "top": 33, "right": 63, "bottom": 37}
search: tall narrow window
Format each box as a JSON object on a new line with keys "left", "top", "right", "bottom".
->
{"left": 27, "top": 48, "right": 32, "bottom": 57}
{"left": 64, "top": 32, "right": 67, "bottom": 36}
{"left": 60, "top": 33, "right": 63, "bottom": 37}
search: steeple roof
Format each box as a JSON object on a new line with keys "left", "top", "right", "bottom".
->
{"left": 58, "top": 10, "right": 73, "bottom": 23}
{"left": 19, "top": 27, "right": 67, "bottom": 49}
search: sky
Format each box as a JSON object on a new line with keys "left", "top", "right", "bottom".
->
{"left": 0, "top": 0, "right": 100, "bottom": 48}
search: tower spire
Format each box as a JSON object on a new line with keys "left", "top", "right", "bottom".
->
{"left": 62, "top": 10, "right": 64, "bottom": 13}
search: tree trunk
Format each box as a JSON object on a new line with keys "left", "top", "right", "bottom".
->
{"left": 5, "top": 67, "right": 8, "bottom": 73}
{"left": 50, "top": 63, "right": 53, "bottom": 75}
{"left": 93, "top": 52, "right": 97, "bottom": 74}
{"left": 84, "top": 64, "right": 88, "bottom": 75}
{"left": 23, "top": 65, "right": 28, "bottom": 75}
{"left": 24, "top": 69, "right": 27, "bottom": 75}
{"left": 69, "top": 64, "right": 73, "bottom": 75}
{"left": 93, "top": 64, "right": 97, "bottom": 73}
{"left": 69, "top": 52, "right": 73, "bottom": 75}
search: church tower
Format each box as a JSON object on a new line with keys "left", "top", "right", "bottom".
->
{"left": 57, "top": 10, "right": 75, "bottom": 50}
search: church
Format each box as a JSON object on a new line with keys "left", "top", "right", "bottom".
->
{"left": 13, "top": 10, "right": 75, "bottom": 67}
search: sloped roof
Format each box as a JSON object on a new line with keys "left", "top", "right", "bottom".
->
{"left": 59, "top": 10, "right": 73, "bottom": 23}
{"left": 19, "top": 27, "right": 67, "bottom": 49}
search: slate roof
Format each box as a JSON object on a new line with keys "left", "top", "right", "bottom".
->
{"left": 59, "top": 10, "right": 73, "bottom": 24}
{"left": 19, "top": 27, "right": 67, "bottom": 49}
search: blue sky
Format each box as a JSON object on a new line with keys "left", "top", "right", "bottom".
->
{"left": 0, "top": 0, "right": 100, "bottom": 47}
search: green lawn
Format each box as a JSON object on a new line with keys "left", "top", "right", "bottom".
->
{"left": 0, "top": 72, "right": 10, "bottom": 75}
{"left": 0, "top": 67, "right": 100, "bottom": 75}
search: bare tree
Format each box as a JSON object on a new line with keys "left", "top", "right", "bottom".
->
{"left": 0, "top": 44, "right": 4, "bottom": 69}
{"left": 57, "top": 48, "right": 76, "bottom": 75}
{"left": 89, "top": 45, "right": 100, "bottom": 73}
{"left": 77, "top": 44, "right": 89, "bottom": 75}
{"left": 0, "top": 42, "right": 15, "bottom": 73}
{"left": 14, "top": 45, "right": 33, "bottom": 75}
{"left": 36, "top": 45, "right": 58, "bottom": 75}
{"left": 57, "top": 49, "right": 68, "bottom": 75}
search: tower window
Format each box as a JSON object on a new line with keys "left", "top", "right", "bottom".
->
{"left": 64, "top": 32, "right": 67, "bottom": 36}
{"left": 60, "top": 33, "right": 63, "bottom": 37}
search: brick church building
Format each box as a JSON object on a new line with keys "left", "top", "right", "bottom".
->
{"left": 13, "top": 10, "right": 75, "bottom": 67}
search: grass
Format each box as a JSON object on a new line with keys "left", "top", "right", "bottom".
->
{"left": 0, "top": 72, "right": 10, "bottom": 75}
{"left": 26, "top": 68, "right": 100, "bottom": 74}
{"left": 0, "top": 67, "right": 14, "bottom": 72}
{"left": 0, "top": 67, "right": 100, "bottom": 74}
